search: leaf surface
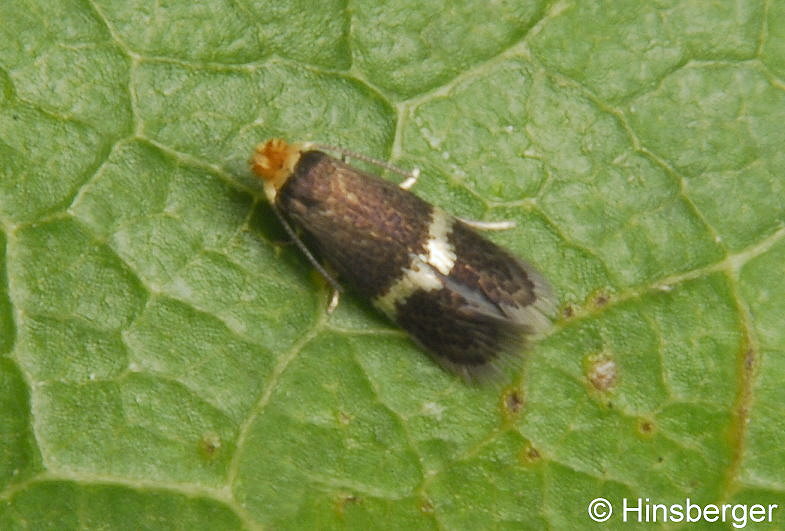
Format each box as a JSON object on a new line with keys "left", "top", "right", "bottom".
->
{"left": 1, "top": 0, "right": 784, "bottom": 528}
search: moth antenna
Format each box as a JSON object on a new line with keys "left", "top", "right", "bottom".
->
{"left": 306, "top": 143, "right": 420, "bottom": 189}
{"left": 270, "top": 204, "right": 343, "bottom": 295}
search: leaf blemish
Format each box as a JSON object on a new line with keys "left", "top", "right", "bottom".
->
{"left": 637, "top": 419, "right": 656, "bottom": 437}
{"left": 421, "top": 401, "right": 446, "bottom": 420}
{"left": 336, "top": 410, "right": 352, "bottom": 425}
{"left": 198, "top": 432, "right": 222, "bottom": 460}
{"left": 335, "top": 493, "right": 362, "bottom": 516}
{"left": 501, "top": 388, "right": 524, "bottom": 416}
{"left": 420, "top": 498, "right": 435, "bottom": 513}
{"left": 586, "top": 355, "right": 618, "bottom": 391}
{"left": 519, "top": 443, "right": 542, "bottom": 466}
{"left": 744, "top": 347, "right": 755, "bottom": 371}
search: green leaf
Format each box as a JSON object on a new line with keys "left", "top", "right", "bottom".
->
{"left": 2, "top": 0, "right": 784, "bottom": 528}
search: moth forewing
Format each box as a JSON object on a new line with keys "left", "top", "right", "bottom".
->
{"left": 251, "top": 139, "right": 555, "bottom": 382}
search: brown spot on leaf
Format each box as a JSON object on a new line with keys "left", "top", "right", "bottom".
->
{"left": 586, "top": 355, "right": 618, "bottom": 391}
{"left": 198, "top": 432, "right": 221, "bottom": 460}
{"left": 501, "top": 388, "right": 524, "bottom": 417}
{"left": 420, "top": 498, "right": 434, "bottom": 514}
{"left": 744, "top": 347, "right": 755, "bottom": 372}
{"left": 637, "top": 419, "right": 655, "bottom": 437}
{"left": 519, "top": 443, "right": 542, "bottom": 466}
{"left": 335, "top": 493, "right": 362, "bottom": 516}
{"left": 563, "top": 305, "right": 575, "bottom": 318}
{"left": 336, "top": 410, "right": 352, "bottom": 426}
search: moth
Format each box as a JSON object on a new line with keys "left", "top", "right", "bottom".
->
{"left": 251, "top": 139, "right": 555, "bottom": 382}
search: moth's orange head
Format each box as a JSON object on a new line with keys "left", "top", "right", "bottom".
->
{"left": 251, "top": 139, "right": 302, "bottom": 193}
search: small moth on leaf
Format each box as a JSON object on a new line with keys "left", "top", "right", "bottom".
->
{"left": 251, "top": 139, "right": 555, "bottom": 382}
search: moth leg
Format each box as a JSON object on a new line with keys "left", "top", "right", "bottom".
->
{"left": 457, "top": 218, "right": 516, "bottom": 231}
{"left": 398, "top": 167, "right": 420, "bottom": 190}
{"left": 326, "top": 287, "right": 341, "bottom": 314}
{"left": 270, "top": 203, "right": 343, "bottom": 312}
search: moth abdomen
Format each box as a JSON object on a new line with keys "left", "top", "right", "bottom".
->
{"left": 250, "top": 139, "right": 555, "bottom": 382}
